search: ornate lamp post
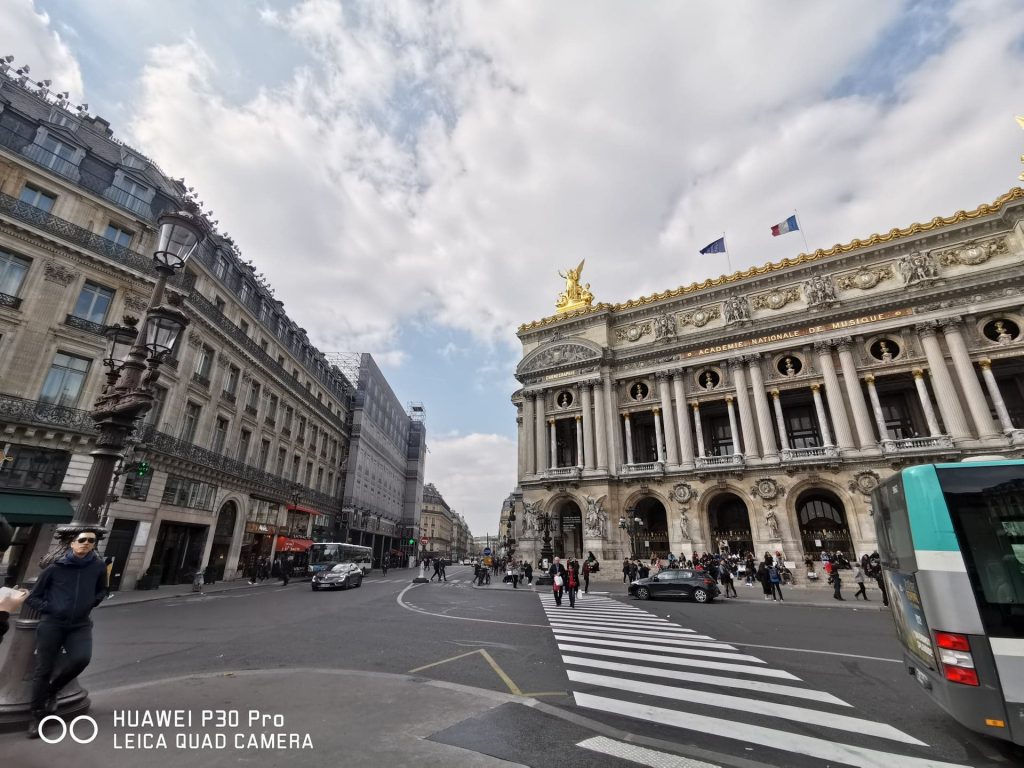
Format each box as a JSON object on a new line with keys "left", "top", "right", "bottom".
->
{"left": 0, "top": 210, "right": 204, "bottom": 727}
{"left": 618, "top": 509, "right": 644, "bottom": 559}
{"left": 534, "top": 508, "right": 555, "bottom": 586}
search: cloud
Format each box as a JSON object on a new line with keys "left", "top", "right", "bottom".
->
{"left": 425, "top": 432, "right": 517, "bottom": 536}
{"left": 0, "top": 0, "right": 84, "bottom": 100}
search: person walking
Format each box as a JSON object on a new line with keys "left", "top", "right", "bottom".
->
{"left": 524, "top": 561, "right": 533, "bottom": 585}
{"left": 720, "top": 560, "right": 738, "bottom": 598}
{"left": 566, "top": 563, "right": 579, "bottom": 608}
{"left": 381, "top": 555, "right": 389, "bottom": 576}
{"left": 549, "top": 557, "right": 567, "bottom": 606}
{"left": 246, "top": 551, "right": 258, "bottom": 584}
{"left": 511, "top": 561, "right": 521, "bottom": 589}
{"left": 439, "top": 558, "right": 448, "bottom": 582}
{"left": 829, "top": 560, "right": 844, "bottom": 600}
{"left": 103, "top": 556, "right": 114, "bottom": 599}
{"left": 0, "top": 513, "right": 28, "bottom": 647}
{"left": 622, "top": 558, "right": 630, "bottom": 584}
{"left": 25, "top": 531, "right": 107, "bottom": 738}
{"left": 767, "top": 559, "right": 784, "bottom": 602}
{"left": 869, "top": 551, "right": 888, "bottom": 606}
{"left": 429, "top": 558, "right": 441, "bottom": 582}
{"left": 582, "top": 560, "right": 591, "bottom": 594}
{"left": 756, "top": 559, "right": 773, "bottom": 601}
{"left": 853, "top": 563, "right": 868, "bottom": 600}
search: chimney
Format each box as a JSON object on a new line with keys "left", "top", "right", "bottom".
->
{"left": 88, "top": 115, "right": 112, "bottom": 137}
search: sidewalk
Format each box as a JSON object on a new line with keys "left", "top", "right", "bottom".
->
{"left": 94, "top": 576, "right": 296, "bottom": 608}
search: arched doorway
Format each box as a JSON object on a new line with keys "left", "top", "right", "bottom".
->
{"left": 796, "top": 490, "right": 854, "bottom": 560}
{"left": 630, "top": 497, "right": 668, "bottom": 558}
{"left": 554, "top": 499, "right": 583, "bottom": 559}
{"left": 209, "top": 501, "right": 237, "bottom": 581}
{"left": 708, "top": 494, "right": 753, "bottom": 556}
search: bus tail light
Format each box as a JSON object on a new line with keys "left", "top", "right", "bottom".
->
{"left": 935, "top": 631, "right": 979, "bottom": 686}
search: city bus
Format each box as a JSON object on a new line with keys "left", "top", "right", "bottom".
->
{"left": 307, "top": 543, "right": 373, "bottom": 576}
{"left": 872, "top": 460, "right": 1024, "bottom": 747}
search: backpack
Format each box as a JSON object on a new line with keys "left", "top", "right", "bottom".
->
{"left": 768, "top": 566, "right": 780, "bottom": 583}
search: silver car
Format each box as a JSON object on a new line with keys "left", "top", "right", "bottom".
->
{"left": 311, "top": 562, "right": 363, "bottom": 591}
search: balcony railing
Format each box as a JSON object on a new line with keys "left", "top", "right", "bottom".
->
{"left": 104, "top": 184, "right": 151, "bottom": 217}
{"left": 694, "top": 454, "right": 744, "bottom": 470}
{"left": 881, "top": 435, "right": 955, "bottom": 454}
{"left": 780, "top": 445, "right": 839, "bottom": 462}
{"left": 220, "top": 390, "right": 236, "bottom": 404}
{"left": 244, "top": 404, "right": 258, "bottom": 416}
{"left": 620, "top": 461, "right": 665, "bottom": 476}
{"left": 544, "top": 466, "right": 582, "bottom": 479}
{"left": 22, "top": 142, "right": 81, "bottom": 183}
{"left": 0, "top": 291, "right": 22, "bottom": 310}
{"left": 191, "top": 372, "right": 211, "bottom": 388}
{"left": 0, "top": 393, "right": 341, "bottom": 513}
{"left": 63, "top": 314, "right": 106, "bottom": 336}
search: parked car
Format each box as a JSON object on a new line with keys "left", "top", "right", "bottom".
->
{"left": 628, "top": 569, "right": 720, "bottom": 603}
{"left": 312, "top": 562, "right": 363, "bottom": 591}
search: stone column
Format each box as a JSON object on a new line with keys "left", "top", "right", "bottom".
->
{"left": 672, "top": 372, "right": 695, "bottom": 466}
{"left": 581, "top": 384, "right": 596, "bottom": 470}
{"left": 836, "top": 339, "right": 877, "bottom": 448}
{"left": 603, "top": 372, "right": 620, "bottom": 476}
{"left": 864, "top": 374, "right": 890, "bottom": 440}
{"left": 747, "top": 358, "right": 777, "bottom": 459}
{"left": 534, "top": 391, "right": 547, "bottom": 472}
{"left": 912, "top": 368, "right": 942, "bottom": 436}
{"left": 942, "top": 321, "right": 999, "bottom": 438}
{"left": 730, "top": 360, "right": 758, "bottom": 459}
{"left": 725, "top": 396, "right": 741, "bottom": 455}
{"left": 979, "top": 359, "right": 1015, "bottom": 433}
{"left": 522, "top": 395, "right": 535, "bottom": 475}
{"left": 575, "top": 415, "right": 584, "bottom": 467}
{"left": 656, "top": 373, "right": 680, "bottom": 465}
{"left": 771, "top": 390, "right": 790, "bottom": 451}
{"left": 691, "top": 402, "right": 706, "bottom": 457}
{"left": 810, "top": 383, "right": 833, "bottom": 446}
{"left": 549, "top": 417, "right": 557, "bottom": 469}
{"left": 623, "top": 413, "right": 635, "bottom": 465}
{"left": 653, "top": 407, "right": 665, "bottom": 463}
{"left": 814, "top": 342, "right": 854, "bottom": 450}
{"left": 917, "top": 323, "right": 971, "bottom": 440}
{"left": 593, "top": 382, "right": 609, "bottom": 470}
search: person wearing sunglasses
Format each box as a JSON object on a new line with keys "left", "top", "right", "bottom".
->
{"left": 24, "top": 530, "right": 107, "bottom": 739}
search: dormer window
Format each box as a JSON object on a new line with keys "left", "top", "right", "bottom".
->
{"left": 24, "top": 128, "right": 83, "bottom": 182}
{"left": 105, "top": 170, "right": 155, "bottom": 217}
{"left": 120, "top": 150, "right": 146, "bottom": 169}
{"left": 49, "top": 109, "right": 79, "bottom": 130}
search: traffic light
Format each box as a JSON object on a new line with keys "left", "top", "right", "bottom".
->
{"left": 135, "top": 461, "right": 151, "bottom": 477}
{"left": 408, "top": 538, "right": 415, "bottom": 545}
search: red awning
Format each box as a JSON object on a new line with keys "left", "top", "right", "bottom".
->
{"left": 276, "top": 536, "right": 314, "bottom": 552}
{"left": 287, "top": 505, "right": 319, "bottom": 515}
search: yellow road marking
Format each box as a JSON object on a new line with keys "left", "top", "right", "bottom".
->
{"left": 408, "top": 648, "right": 565, "bottom": 698}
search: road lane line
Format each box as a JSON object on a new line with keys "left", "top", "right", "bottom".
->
{"left": 567, "top": 670, "right": 925, "bottom": 746}
{"left": 562, "top": 655, "right": 849, "bottom": 705}
{"left": 577, "top": 735, "right": 721, "bottom": 768}
{"left": 719, "top": 640, "right": 902, "bottom": 664}
{"left": 550, "top": 629, "right": 735, "bottom": 649}
{"left": 548, "top": 621, "right": 712, "bottom": 639}
{"left": 573, "top": 692, "right": 969, "bottom": 768}
{"left": 557, "top": 644, "right": 798, "bottom": 679}
{"left": 554, "top": 635, "right": 763, "bottom": 663}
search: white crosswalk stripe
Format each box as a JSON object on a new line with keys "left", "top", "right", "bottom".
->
{"left": 540, "top": 593, "right": 971, "bottom": 768}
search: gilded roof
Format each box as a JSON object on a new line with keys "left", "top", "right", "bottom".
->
{"left": 517, "top": 186, "right": 1024, "bottom": 333}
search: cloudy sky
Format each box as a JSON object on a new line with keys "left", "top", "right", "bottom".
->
{"left": 5, "top": 0, "right": 1023, "bottom": 537}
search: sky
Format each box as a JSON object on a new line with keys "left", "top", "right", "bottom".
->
{"left": 4, "top": 0, "right": 1024, "bottom": 537}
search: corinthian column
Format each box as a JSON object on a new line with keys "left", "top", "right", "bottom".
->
{"left": 672, "top": 372, "right": 695, "bottom": 466}
{"left": 656, "top": 373, "right": 680, "bottom": 465}
{"left": 747, "top": 358, "right": 777, "bottom": 459}
{"left": 917, "top": 322, "right": 971, "bottom": 440}
{"left": 623, "top": 413, "right": 635, "bottom": 465}
{"left": 575, "top": 415, "right": 584, "bottom": 467}
{"left": 581, "top": 384, "right": 596, "bottom": 469}
{"left": 691, "top": 402, "right": 706, "bottom": 457}
{"left": 725, "top": 396, "right": 741, "bottom": 455}
{"left": 522, "top": 395, "right": 535, "bottom": 474}
{"left": 836, "top": 339, "right": 876, "bottom": 448}
{"left": 534, "top": 391, "right": 547, "bottom": 472}
{"left": 978, "top": 359, "right": 1016, "bottom": 433}
{"left": 603, "top": 371, "right": 620, "bottom": 476}
{"left": 593, "top": 382, "right": 608, "bottom": 470}
{"left": 653, "top": 408, "right": 665, "bottom": 462}
{"left": 810, "top": 383, "right": 833, "bottom": 446}
{"left": 864, "top": 374, "right": 890, "bottom": 440}
{"left": 912, "top": 369, "right": 942, "bottom": 436}
{"left": 814, "top": 341, "right": 854, "bottom": 450}
{"left": 941, "top": 320, "right": 998, "bottom": 438}
{"left": 771, "top": 390, "right": 790, "bottom": 451}
{"left": 549, "top": 417, "right": 557, "bottom": 469}
{"left": 730, "top": 359, "right": 758, "bottom": 459}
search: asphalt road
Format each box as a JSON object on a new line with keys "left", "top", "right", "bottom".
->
{"left": 70, "top": 565, "right": 1022, "bottom": 767}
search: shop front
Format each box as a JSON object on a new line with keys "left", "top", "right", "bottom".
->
{"left": 151, "top": 520, "right": 209, "bottom": 585}
{"left": 238, "top": 521, "right": 277, "bottom": 577}
{"left": 274, "top": 535, "right": 313, "bottom": 576}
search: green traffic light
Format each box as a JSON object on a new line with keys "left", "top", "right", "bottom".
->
{"left": 408, "top": 538, "right": 415, "bottom": 545}
{"left": 136, "top": 461, "right": 150, "bottom": 477}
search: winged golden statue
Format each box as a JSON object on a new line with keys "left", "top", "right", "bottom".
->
{"left": 556, "top": 259, "right": 595, "bottom": 313}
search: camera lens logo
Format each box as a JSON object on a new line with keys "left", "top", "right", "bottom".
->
{"left": 39, "top": 715, "right": 99, "bottom": 744}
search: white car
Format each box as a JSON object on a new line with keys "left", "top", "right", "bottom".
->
{"left": 462, "top": 558, "right": 472, "bottom": 566}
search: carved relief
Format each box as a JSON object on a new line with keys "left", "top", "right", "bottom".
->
{"left": 723, "top": 295, "right": 750, "bottom": 324}
{"left": 849, "top": 470, "right": 880, "bottom": 496}
{"left": 653, "top": 313, "right": 676, "bottom": 340}
{"left": 584, "top": 495, "right": 607, "bottom": 538}
{"left": 677, "top": 305, "right": 720, "bottom": 328}
{"left": 751, "top": 286, "right": 801, "bottom": 311}
{"left": 614, "top": 321, "right": 653, "bottom": 343}
{"left": 802, "top": 275, "right": 837, "bottom": 307}
{"left": 750, "top": 478, "right": 784, "bottom": 501}
{"left": 43, "top": 259, "right": 78, "bottom": 286}
{"left": 896, "top": 251, "right": 938, "bottom": 285}
{"left": 519, "top": 343, "right": 601, "bottom": 374}
{"left": 936, "top": 237, "right": 1008, "bottom": 267}
{"left": 123, "top": 293, "right": 149, "bottom": 313}
{"left": 835, "top": 265, "right": 893, "bottom": 291}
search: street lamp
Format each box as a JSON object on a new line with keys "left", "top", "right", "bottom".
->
{"left": 533, "top": 507, "right": 555, "bottom": 586}
{"left": 0, "top": 209, "right": 205, "bottom": 726}
{"left": 619, "top": 510, "right": 645, "bottom": 559}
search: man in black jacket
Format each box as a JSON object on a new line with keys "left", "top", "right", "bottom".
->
{"left": 549, "top": 557, "right": 568, "bottom": 606}
{"left": 25, "top": 530, "right": 107, "bottom": 738}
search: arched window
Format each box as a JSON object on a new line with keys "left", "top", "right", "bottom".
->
{"left": 797, "top": 494, "right": 846, "bottom": 530}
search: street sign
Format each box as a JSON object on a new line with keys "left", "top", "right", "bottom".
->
{"left": 420, "top": 538, "right": 429, "bottom": 546}
{"left": 483, "top": 547, "right": 492, "bottom": 555}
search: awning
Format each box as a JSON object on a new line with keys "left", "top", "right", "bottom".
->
{"left": 287, "top": 505, "right": 319, "bottom": 515}
{"left": 275, "top": 536, "right": 314, "bottom": 552}
{"left": 0, "top": 492, "right": 75, "bottom": 525}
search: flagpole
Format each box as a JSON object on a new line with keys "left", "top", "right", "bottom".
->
{"left": 723, "top": 231, "right": 732, "bottom": 273}
{"left": 794, "top": 210, "right": 810, "bottom": 254}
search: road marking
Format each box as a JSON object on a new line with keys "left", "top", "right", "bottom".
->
{"left": 567, "top": 670, "right": 924, "bottom": 745}
{"left": 550, "top": 628, "right": 735, "bottom": 649}
{"left": 557, "top": 644, "right": 798, "bottom": 679}
{"left": 542, "top": 615, "right": 692, "bottom": 631}
{"left": 562, "top": 655, "right": 850, "bottom": 705}
{"left": 396, "top": 584, "right": 551, "bottom": 627}
{"left": 542, "top": 610, "right": 681, "bottom": 625}
{"left": 720, "top": 640, "right": 902, "bottom": 664}
{"left": 577, "top": 735, "right": 721, "bottom": 768}
{"left": 554, "top": 635, "right": 763, "bottom": 663}
{"left": 407, "top": 648, "right": 564, "bottom": 698}
{"left": 573, "top": 692, "right": 971, "bottom": 768}
{"left": 548, "top": 621, "right": 713, "bottom": 639}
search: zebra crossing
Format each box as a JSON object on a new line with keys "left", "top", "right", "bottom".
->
{"left": 540, "top": 593, "right": 972, "bottom": 768}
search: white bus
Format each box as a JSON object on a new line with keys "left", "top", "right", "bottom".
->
{"left": 307, "top": 543, "right": 373, "bottom": 576}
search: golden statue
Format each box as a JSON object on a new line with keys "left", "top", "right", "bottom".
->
{"left": 556, "top": 259, "right": 594, "bottom": 313}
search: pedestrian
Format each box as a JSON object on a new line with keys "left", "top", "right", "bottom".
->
{"left": 430, "top": 558, "right": 441, "bottom": 582}
{"left": 567, "top": 562, "right": 579, "bottom": 608}
{"left": 25, "top": 530, "right": 107, "bottom": 738}
{"left": 622, "top": 558, "right": 630, "bottom": 584}
{"left": 829, "top": 561, "right": 844, "bottom": 600}
{"left": 853, "top": 563, "right": 868, "bottom": 600}
{"left": 271, "top": 557, "right": 283, "bottom": 583}
{"left": 720, "top": 560, "right": 738, "bottom": 598}
{"left": 0, "top": 513, "right": 28, "bottom": 647}
{"left": 439, "top": 558, "right": 447, "bottom": 582}
{"left": 258, "top": 556, "right": 269, "bottom": 582}
{"left": 756, "top": 559, "right": 773, "bottom": 601}
{"left": 869, "top": 551, "right": 888, "bottom": 606}
{"left": 103, "top": 556, "right": 114, "bottom": 599}
{"left": 582, "top": 560, "right": 591, "bottom": 594}
{"left": 745, "top": 554, "right": 756, "bottom": 586}
{"left": 524, "top": 561, "right": 533, "bottom": 585}
{"left": 512, "top": 561, "right": 521, "bottom": 589}
{"left": 246, "top": 551, "right": 258, "bottom": 584}
{"left": 381, "top": 555, "right": 389, "bottom": 576}
{"left": 550, "top": 557, "right": 567, "bottom": 606}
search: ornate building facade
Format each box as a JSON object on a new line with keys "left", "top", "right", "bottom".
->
{"left": 513, "top": 189, "right": 1024, "bottom": 574}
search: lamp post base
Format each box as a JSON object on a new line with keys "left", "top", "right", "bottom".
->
{"left": 412, "top": 560, "right": 429, "bottom": 583}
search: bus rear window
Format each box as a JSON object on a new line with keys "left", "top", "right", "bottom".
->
{"left": 937, "top": 466, "right": 1024, "bottom": 639}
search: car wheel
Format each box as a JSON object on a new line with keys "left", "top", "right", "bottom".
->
{"left": 356, "top": 576, "right": 362, "bottom": 587}
{"left": 312, "top": 584, "right": 319, "bottom": 591}
{"left": 693, "top": 588, "right": 708, "bottom": 603}
{"left": 636, "top": 586, "right": 651, "bottom": 600}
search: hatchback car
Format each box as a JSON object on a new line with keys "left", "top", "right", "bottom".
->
{"left": 628, "top": 569, "right": 720, "bottom": 603}
{"left": 311, "top": 563, "right": 363, "bottom": 591}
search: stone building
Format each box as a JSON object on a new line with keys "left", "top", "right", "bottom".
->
{"left": 0, "top": 66, "right": 419, "bottom": 589}
{"left": 419, "top": 482, "right": 454, "bottom": 559}
{"left": 512, "top": 188, "right": 1024, "bottom": 575}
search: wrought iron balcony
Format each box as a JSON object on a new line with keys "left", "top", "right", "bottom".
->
{"left": 63, "top": 314, "right": 106, "bottom": 336}
{"left": 881, "top": 435, "right": 955, "bottom": 454}
{"left": 780, "top": 445, "right": 839, "bottom": 463}
{"left": 191, "top": 372, "right": 211, "bottom": 388}
{"left": 0, "top": 291, "right": 22, "bottom": 310}
{"left": 694, "top": 454, "right": 744, "bottom": 470}
{"left": 619, "top": 461, "right": 665, "bottom": 476}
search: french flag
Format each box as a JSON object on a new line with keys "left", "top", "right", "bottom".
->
{"left": 770, "top": 215, "right": 799, "bottom": 237}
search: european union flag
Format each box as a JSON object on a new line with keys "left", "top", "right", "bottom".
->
{"left": 699, "top": 236, "right": 727, "bottom": 255}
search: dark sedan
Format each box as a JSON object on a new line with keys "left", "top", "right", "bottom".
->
{"left": 628, "top": 569, "right": 720, "bottom": 603}
{"left": 311, "top": 563, "right": 363, "bottom": 591}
